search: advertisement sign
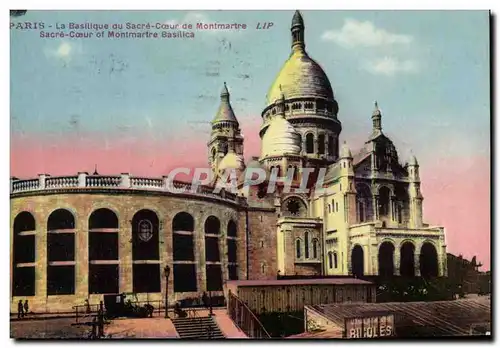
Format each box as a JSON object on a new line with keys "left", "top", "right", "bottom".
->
{"left": 345, "top": 314, "right": 395, "bottom": 338}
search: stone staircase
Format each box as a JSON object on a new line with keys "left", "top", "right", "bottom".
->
{"left": 172, "top": 315, "right": 225, "bottom": 339}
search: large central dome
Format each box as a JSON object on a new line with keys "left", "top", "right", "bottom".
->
{"left": 266, "top": 11, "right": 334, "bottom": 106}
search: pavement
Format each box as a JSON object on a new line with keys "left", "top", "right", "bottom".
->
{"left": 11, "top": 308, "right": 248, "bottom": 339}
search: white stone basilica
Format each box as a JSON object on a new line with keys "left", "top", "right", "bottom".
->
{"left": 208, "top": 10, "right": 447, "bottom": 279}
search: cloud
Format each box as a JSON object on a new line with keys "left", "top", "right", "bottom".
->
{"left": 364, "top": 56, "right": 418, "bottom": 76}
{"left": 45, "top": 41, "right": 81, "bottom": 62}
{"left": 56, "top": 42, "right": 72, "bottom": 57}
{"left": 322, "top": 18, "right": 413, "bottom": 48}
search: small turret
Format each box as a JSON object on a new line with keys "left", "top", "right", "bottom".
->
{"left": 372, "top": 101, "right": 382, "bottom": 132}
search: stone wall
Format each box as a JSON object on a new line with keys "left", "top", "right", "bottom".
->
{"left": 10, "top": 190, "right": 247, "bottom": 313}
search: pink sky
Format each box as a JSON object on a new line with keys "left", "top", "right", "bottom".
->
{"left": 10, "top": 121, "right": 490, "bottom": 270}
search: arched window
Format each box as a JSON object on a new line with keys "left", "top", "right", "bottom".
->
{"left": 12, "top": 212, "right": 36, "bottom": 296}
{"left": 204, "top": 216, "right": 220, "bottom": 235}
{"left": 304, "top": 232, "right": 310, "bottom": 259}
{"left": 306, "top": 133, "right": 314, "bottom": 154}
{"left": 261, "top": 263, "right": 266, "bottom": 274}
{"left": 89, "top": 208, "right": 119, "bottom": 294}
{"left": 296, "top": 239, "right": 301, "bottom": 258}
{"left": 328, "top": 135, "right": 334, "bottom": 156}
{"left": 334, "top": 253, "right": 338, "bottom": 269}
{"left": 172, "top": 212, "right": 197, "bottom": 293}
{"left": 328, "top": 204, "right": 331, "bottom": 213}
{"left": 328, "top": 252, "right": 333, "bottom": 269}
{"left": 47, "top": 209, "right": 76, "bottom": 295}
{"left": 379, "top": 187, "right": 391, "bottom": 217}
{"left": 312, "top": 239, "right": 318, "bottom": 258}
{"left": 318, "top": 134, "right": 325, "bottom": 154}
{"left": 132, "top": 209, "right": 160, "bottom": 293}
{"left": 332, "top": 199, "right": 335, "bottom": 212}
{"left": 336, "top": 202, "right": 338, "bottom": 212}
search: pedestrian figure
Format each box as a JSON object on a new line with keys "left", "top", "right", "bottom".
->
{"left": 85, "top": 299, "right": 90, "bottom": 314}
{"left": 90, "top": 316, "right": 97, "bottom": 339}
{"left": 202, "top": 292, "right": 209, "bottom": 309}
{"left": 23, "top": 300, "right": 29, "bottom": 316}
{"left": 17, "top": 300, "right": 23, "bottom": 319}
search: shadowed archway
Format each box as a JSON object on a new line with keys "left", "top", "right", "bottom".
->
{"left": 378, "top": 241, "right": 395, "bottom": 277}
{"left": 351, "top": 245, "right": 364, "bottom": 277}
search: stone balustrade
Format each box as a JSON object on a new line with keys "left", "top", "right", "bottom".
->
{"left": 10, "top": 172, "right": 246, "bottom": 205}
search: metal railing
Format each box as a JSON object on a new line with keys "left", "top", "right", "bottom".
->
{"left": 227, "top": 291, "right": 271, "bottom": 339}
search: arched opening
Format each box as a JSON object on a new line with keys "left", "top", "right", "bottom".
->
{"left": 227, "top": 220, "right": 238, "bottom": 280}
{"left": 351, "top": 245, "right": 364, "bottom": 277}
{"left": 304, "top": 231, "right": 310, "bottom": 259}
{"left": 328, "top": 135, "right": 334, "bottom": 156}
{"left": 378, "top": 186, "right": 391, "bottom": 217}
{"left": 306, "top": 133, "right": 314, "bottom": 154}
{"left": 12, "top": 212, "right": 36, "bottom": 296}
{"left": 205, "top": 216, "right": 222, "bottom": 291}
{"left": 296, "top": 239, "right": 301, "bottom": 259}
{"left": 395, "top": 186, "right": 410, "bottom": 225}
{"left": 328, "top": 252, "right": 333, "bottom": 269}
{"left": 378, "top": 242, "right": 395, "bottom": 277}
{"left": 334, "top": 253, "right": 338, "bottom": 269}
{"left": 88, "top": 208, "right": 119, "bottom": 294}
{"left": 400, "top": 242, "right": 416, "bottom": 277}
{"left": 420, "top": 242, "right": 439, "bottom": 278}
{"left": 318, "top": 134, "right": 325, "bottom": 155}
{"left": 47, "top": 209, "right": 76, "bottom": 295}
{"left": 132, "top": 209, "right": 160, "bottom": 293}
{"left": 356, "top": 184, "right": 373, "bottom": 222}
{"left": 312, "top": 239, "right": 318, "bottom": 258}
{"left": 172, "top": 212, "right": 197, "bottom": 292}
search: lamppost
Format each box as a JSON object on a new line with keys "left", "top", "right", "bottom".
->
{"left": 164, "top": 265, "right": 170, "bottom": 318}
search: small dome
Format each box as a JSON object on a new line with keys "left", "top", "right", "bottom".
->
{"left": 340, "top": 141, "right": 352, "bottom": 159}
{"left": 219, "top": 151, "right": 245, "bottom": 171}
{"left": 261, "top": 116, "right": 302, "bottom": 157}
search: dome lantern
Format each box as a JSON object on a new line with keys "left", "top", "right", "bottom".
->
{"left": 372, "top": 101, "right": 382, "bottom": 131}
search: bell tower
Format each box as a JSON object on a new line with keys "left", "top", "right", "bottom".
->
{"left": 208, "top": 83, "right": 244, "bottom": 177}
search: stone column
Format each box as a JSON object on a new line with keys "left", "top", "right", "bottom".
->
{"left": 195, "top": 215, "right": 206, "bottom": 293}
{"left": 158, "top": 218, "right": 167, "bottom": 306}
{"left": 119, "top": 215, "right": 133, "bottom": 293}
{"left": 372, "top": 194, "right": 379, "bottom": 221}
{"left": 221, "top": 230, "right": 229, "bottom": 284}
{"left": 414, "top": 252, "right": 421, "bottom": 277}
{"left": 441, "top": 245, "right": 448, "bottom": 277}
{"left": 35, "top": 215, "right": 47, "bottom": 311}
{"left": 75, "top": 211, "right": 89, "bottom": 303}
{"left": 393, "top": 247, "right": 400, "bottom": 276}
{"left": 370, "top": 243, "right": 378, "bottom": 276}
